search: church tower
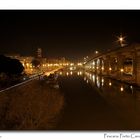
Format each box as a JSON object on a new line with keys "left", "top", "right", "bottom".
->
{"left": 37, "top": 48, "right": 42, "bottom": 58}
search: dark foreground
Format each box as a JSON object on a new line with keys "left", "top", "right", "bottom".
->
{"left": 0, "top": 70, "right": 140, "bottom": 130}
{"left": 0, "top": 79, "right": 64, "bottom": 130}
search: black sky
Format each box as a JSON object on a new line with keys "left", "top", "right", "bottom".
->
{"left": 0, "top": 10, "right": 140, "bottom": 61}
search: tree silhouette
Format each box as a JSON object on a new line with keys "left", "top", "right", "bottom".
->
{"left": 0, "top": 55, "right": 24, "bottom": 75}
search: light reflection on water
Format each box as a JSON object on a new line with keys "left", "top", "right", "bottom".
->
{"left": 83, "top": 71, "right": 140, "bottom": 128}
{"left": 58, "top": 70, "right": 140, "bottom": 96}
{"left": 58, "top": 70, "right": 140, "bottom": 129}
{"left": 83, "top": 71, "right": 136, "bottom": 95}
{"left": 58, "top": 70, "right": 138, "bottom": 95}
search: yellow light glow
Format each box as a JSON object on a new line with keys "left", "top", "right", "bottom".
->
{"left": 109, "top": 67, "right": 112, "bottom": 71}
{"left": 120, "top": 68, "right": 124, "bottom": 72}
{"left": 84, "top": 77, "right": 86, "bottom": 81}
{"left": 101, "top": 67, "right": 104, "bottom": 70}
{"left": 70, "top": 67, "right": 73, "bottom": 70}
{"left": 101, "top": 78, "right": 104, "bottom": 83}
{"left": 77, "top": 63, "right": 82, "bottom": 66}
{"left": 109, "top": 82, "right": 112, "bottom": 86}
{"left": 120, "top": 86, "right": 124, "bottom": 92}
{"left": 95, "top": 51, "right": 99, "bottom": 54}
{"left": 119, "top": 37, "right": 123, "bottom": 42}
{"left": 118, "top": 34, "right": 126, "bottom": 47}
{"left": 92, "top": 61, "right": 95, "bottom": 65}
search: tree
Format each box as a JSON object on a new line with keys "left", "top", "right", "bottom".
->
{"left": 8, "top": 59, "right": 24, "bottom": 75}
{"left": 0, "top": 55, "right": 24, "bottom": 75}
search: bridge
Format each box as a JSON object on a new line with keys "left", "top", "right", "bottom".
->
{"left": 84, "top": 43, "right": 140, "bottom": 86}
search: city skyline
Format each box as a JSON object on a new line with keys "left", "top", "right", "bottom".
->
{"left": 0, "top": 10, "right": 140, "bottom": 61}
{"left": 1, "top": 10, "right": 140, "bottom": 131}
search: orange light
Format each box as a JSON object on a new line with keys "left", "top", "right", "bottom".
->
{"left": 120, "top": 68, "right": 124, "bottom": 72}
{"left": 120, "top": 86, "right": 124, "bottom": 92}
{"left": 109, "top": 82, "right": 112, "bottom": 86}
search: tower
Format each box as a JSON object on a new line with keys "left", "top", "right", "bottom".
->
{"left": 37, "top": 48, "right": 42, "bottom": 58}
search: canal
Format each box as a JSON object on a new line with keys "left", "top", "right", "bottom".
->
{"left": 53, "top": 70, "right": 140, "bottom": 130}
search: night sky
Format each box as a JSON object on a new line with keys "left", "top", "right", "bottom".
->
{"left": 0, "top": 10, "right": 140, "bottom": 61}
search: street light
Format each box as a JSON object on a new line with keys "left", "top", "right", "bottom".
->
{"left": 120, "top": 68, "right": 124, "bottom": 73}
{"left": 119, "top": 36, "right": 123, "bottom": 47}
{"left": 95, "top": 51, "right": 99, "bottom": 54}
{"left": 109, "top": 67, "right": 112, "bottom": 71}
{"left": 118, "top": 34, "right": 126, "bottom": 47}
{"left": 120, "top": 86, "right": 124, "bottom": 92}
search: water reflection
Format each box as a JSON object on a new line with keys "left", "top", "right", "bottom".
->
{"left": 77, "top": 71, "right": 83, "bottom": 76}
{"left": 82, "top": 71, "right": 140, "bottom": 129}
{"left": 84, "top": 71, "right": 137, "bottom": 95}
{"left": 66, "top": 72, "right": 69, "bottom": 76}
{"left": 56, "top": 69, "right": 140, "bottom": 130}
{"left": 84, "top": 77, "right": 86, "bottom": 81}
{"left": 58, "top": 70, "right": 83, "bottom": 77}
{"left": 58, "top": 70, "right": 140, "bottom": 97}
{"left": 101, "top": 78, "right": 104, "bottom": 86}
{"left": 96, "top": 76, "right": 100, "bottom": 88}
{"left": 130, "top": 85, "right": 134, "bottom": 94}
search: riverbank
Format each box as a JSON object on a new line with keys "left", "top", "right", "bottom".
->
{"left": 0, "top": 79, "right": 64, "bottom": 130}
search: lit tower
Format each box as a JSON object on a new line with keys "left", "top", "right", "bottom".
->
{"left": 37, "top": 48, "right": 42, "bottom": 58}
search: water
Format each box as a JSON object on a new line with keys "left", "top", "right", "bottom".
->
{"left": 53, "top": 70, "right": 140, "bottom": 130}
{"left": 1, "top": 70, "right": 140, "bottom": 130}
